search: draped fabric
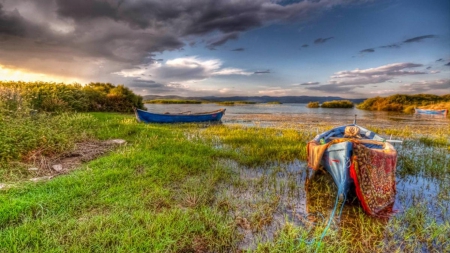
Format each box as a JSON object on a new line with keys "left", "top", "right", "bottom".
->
{"left": 349, "top": 143, "right": 397, "bottom": 215}
{"left": 307, "top": 138, "right": 397, "bottom": 216}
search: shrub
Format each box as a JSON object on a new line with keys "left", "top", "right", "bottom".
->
{"left": 0, "top": 81, "right": 144, "bottom": 113}
{"left": 321, "top": 100, "right": 354, "bottom": 108}
{"left": 307, "top": 101, "right": 320, "bottom": 108}
{"left": 357, "top": 94, "right": 450, "bottom": 112}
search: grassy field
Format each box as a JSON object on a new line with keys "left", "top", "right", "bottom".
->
{"left": 1, "top": 112, "right": 449, "bottom": 252}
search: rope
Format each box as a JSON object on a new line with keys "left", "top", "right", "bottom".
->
{"left": 294, "top": 157, "right": 351, "bottom": 251}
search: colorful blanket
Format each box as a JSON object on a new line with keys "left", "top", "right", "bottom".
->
{"left": 349, "top": 143, "right": 397, "bottom": 215}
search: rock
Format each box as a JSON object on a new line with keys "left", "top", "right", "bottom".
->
{"left": 0, "top": 184, "right": 6, "bottom": 189}
{"left": 52, "top": 164, "right": 63, "bottom": 172}
{"left": 28, "top": 167, "right": 39, "bottom": 171}
{"left": 110, "top": 139, "right": 127, "bottom": 145}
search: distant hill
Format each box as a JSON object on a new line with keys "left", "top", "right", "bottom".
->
{"left": 142, "top": 95, "right": 366, "bottom": 104}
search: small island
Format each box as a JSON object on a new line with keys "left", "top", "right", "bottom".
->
{"left": 306, "top": 101, "right": 320, "bottom": 108}
{"left": 307, "top": 100, "right": 354, "bottom": 108}
{"left": 216, "top": 101, "right": 257, "bottom": 105}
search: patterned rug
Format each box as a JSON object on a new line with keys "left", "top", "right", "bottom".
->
{"left": 349, "top": 142, "right": 397, "bottom": 216}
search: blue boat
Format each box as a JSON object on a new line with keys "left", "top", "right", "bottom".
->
{"left": 415, "top": 108, "right": 448, "bottom": 116}
{"left": 134, "top": 108, "right": 226, "bottom": 123}
{"left": 307, "top": 123, "right": 398, "bottom": 215}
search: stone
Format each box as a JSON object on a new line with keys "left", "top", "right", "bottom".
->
{"left": 110, "top": 139, "right": 127, "bottom": 145}
{"left": 52, "top": 164, "right": 63, "bottom": 172}
{"left": 28, "top": 167, "right": 39, "bottom": 171}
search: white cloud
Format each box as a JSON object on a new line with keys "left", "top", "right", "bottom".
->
{"left": 329, "top": 63, "right": 426, "bottom": 85}
{"left": 399, "top": 79, "right": 450, "bottom": 94}
{"left": 113, "top": 56, "right": 252, "bottom": 83}
{"left": 258, "top": 88, "right": 291, "bottom": 96}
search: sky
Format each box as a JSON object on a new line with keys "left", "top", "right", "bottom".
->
{"left": 0, "top": 0, "right": 449, "bottom": 98}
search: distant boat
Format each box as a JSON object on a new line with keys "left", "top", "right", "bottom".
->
{"left": 134, "top": 108, "right": 226, "bottom": 123}
{"left": 307, "top": 124, "right": 398, "bottom": 216}
{"left": 415, "top": 108, "right": 448, "bottom": 116}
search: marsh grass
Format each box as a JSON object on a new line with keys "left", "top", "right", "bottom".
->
{"left": 1, "top": 113, "right": 449, "bottom": 252}
{"left": 0, "top": 113, "right": 240, "bottom": 252}
{"left": 0, "top": 113, "right": 97, "bottom": 181}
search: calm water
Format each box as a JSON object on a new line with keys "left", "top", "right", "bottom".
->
{"left": 144, "top": 103, "right": 449, "bottom": 126}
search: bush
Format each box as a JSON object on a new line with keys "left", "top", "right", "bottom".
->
{"left": 0, "top": 81, "right": 144, "bottom": 113}
{"left": 321, "top": 100, "right": 354, "bottom": 108}
{"left": 307, "top": 101, "right": 320, "bottom": 108}
{"left": 357, "top": 94, "right": 450, "bottom": 112}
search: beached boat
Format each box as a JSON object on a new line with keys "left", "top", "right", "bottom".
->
{"left": 415, "top": 108, "right": 448, "bottom": 116}
{"left": 134, "top": 108, "right": 226, "bottom": 123}
{"left": 307, "top": 124, "right": 398, "bottom": 215}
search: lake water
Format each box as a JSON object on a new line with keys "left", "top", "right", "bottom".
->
{"left": 144, "top": 103, "right": 449, "bottom": 127}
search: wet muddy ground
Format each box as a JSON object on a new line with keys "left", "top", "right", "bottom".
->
{"left": 211, "top": 113, "right": 449, "bottom": 251}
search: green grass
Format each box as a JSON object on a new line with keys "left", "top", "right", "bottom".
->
{"left": 0, "top": 113, "right": 239, "bottom": 252}
{"left": 1, "top": 113, "right": 449, "bottom": 252}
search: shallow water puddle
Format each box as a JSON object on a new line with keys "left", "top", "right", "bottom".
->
{"left": 218, "top": 154, "right": 449, "bottom": 250}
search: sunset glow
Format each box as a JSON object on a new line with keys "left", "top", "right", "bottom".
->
{"left": 0, "top": 65, "right": 83, "bottom": 84}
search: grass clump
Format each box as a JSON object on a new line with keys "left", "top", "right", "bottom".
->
{"left": 307, "top": 101, "right": 320, "bottom": 108}
{"left": 267, "top": 101, "right": 282, "bottom": 104}
{"left": 201, "top": 125, "right": 312, "bottom": 166}
{"left": 321, "top": 100, "right": 354, "bottom": 108}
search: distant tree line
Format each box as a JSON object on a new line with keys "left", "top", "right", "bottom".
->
{"left": 307, "top": 100, "right": 354, "bottom": 108}
{"left": 0, "top": 81, "right": 144, "bottom": 113}
{"left": 357, "top": 94, "right": 450, "bottom": 112}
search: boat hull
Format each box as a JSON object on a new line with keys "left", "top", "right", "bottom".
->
{"left": 415, "top": 108, "right": 448, "bottom": 115}
{"left": 134, "top": 108, "right": 225, "bottom": 123}
{"left": 307, "top": 124, "right": 397, "bottom": 215}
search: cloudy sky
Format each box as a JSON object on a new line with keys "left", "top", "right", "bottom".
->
{"left": 0, "top": 0, "right": 449, "bottom": 98}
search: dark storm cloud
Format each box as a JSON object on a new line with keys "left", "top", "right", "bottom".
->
{"left": 436, "top": 58, "right": 443, "bottom": 62}
{"left": 254, "top": 70, "right": 270, "bottom": 74}
{"left": 231, "top": 47, "right": 245, "bottom": 51}
{"left": 0, "top": 0, "right": 375, "bottom": 83}
{"left": 56, "top": 0, "right": 118, "bottom": 21}
{"left": 360, "top": 48, "right": 375, "bottom": 53}
{"left": 301, "top": 44, "right": 308, "bottom": 47}
{"left": 314, "top": 37, "right": 334, "bottom": 44}
{"left": 426, "top": 66, "right": 431, "bottom": 70}
{"left": 445, "top": 62, "right": 450, "bottom": 66}
{"left": 0, "top": 4, "right": 26, "bottom": 36}
{"left": 403, "top": 34, "right": 436, "bottom": 43}
{"left": 206, "top": 32, "right": 239, "bottom": 49}
{"left": 299, "top": 82, "right": 319, "bottom": 85}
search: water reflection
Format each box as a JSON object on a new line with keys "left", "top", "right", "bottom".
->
{"left": 145, "top": 103, "right": 449, "bottom": 127}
